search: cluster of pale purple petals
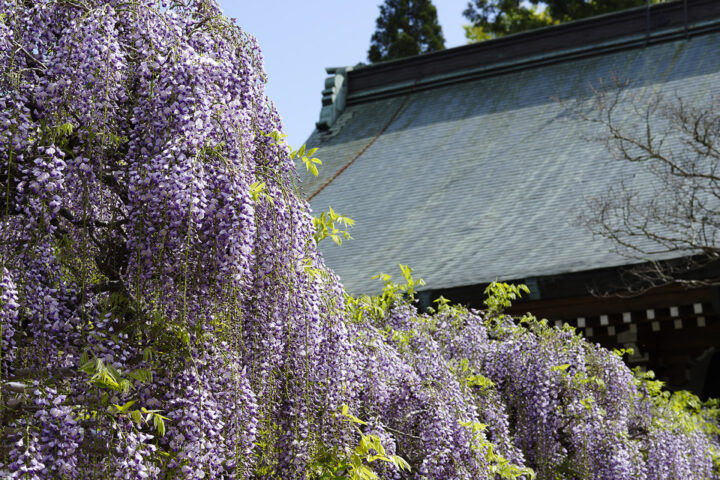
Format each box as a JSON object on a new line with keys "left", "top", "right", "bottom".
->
{"left": 0, "top": 0, "right": 717, "bottom": 479}
{"left": 0, "top": 269, "right": 19, "bottom": 369}
{"left": 7, "top": 387, "right": 82, "bottom": 479}
{"left": 344, "top": 302, "right": 719, "bottom": 479}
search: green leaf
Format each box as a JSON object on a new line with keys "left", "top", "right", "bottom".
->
{"left": 249, "top": 181, "right": 267, "bottom": 202}
{"left": 392, "top": 455, "right": 411, "bottom": 471}
{"left": 119, "top": 379, "right": 133, "bottom": 394}
{"left": 154, "top": 415, "right": 166, "bottom": 436}
{"left": 130, "top": 409, "right": 143, "bottom": 424}
{"left": 113, "top": 399, "right": 137, "bottom": 413}
{"left": 80, "top": 357, "right": 97, "bottom": 374}
{"left": 142, "top": 347, "right": 154, "bottom": 362}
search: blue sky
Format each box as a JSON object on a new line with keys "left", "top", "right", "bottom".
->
{"left": 220, "top": 1, "right": 471, "bottom": 148}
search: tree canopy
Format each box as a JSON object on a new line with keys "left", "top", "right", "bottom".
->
{"left": 368, "top": 0, "right": 446, "bottom": 63}
{"left": 0, "top": 0, "right": 718, "bottom": 478}
{"left": 463, "top": 0, "right": 664, "bottom": 41}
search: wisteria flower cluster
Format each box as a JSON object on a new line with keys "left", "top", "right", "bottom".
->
{"left": 0, "top": 1, "right": 718, "bottom": 479}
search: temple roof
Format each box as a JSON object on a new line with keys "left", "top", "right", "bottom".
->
{"left": 301, "top": 0, "right": 720, "bottom": 294}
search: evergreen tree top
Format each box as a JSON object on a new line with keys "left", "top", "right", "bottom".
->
{"left": 368, "top": 0, "right": 446, "bottom": 64}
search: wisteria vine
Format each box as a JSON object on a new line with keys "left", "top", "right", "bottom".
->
{"left": 0, "top": 1, "right": 718, "bottom": 478}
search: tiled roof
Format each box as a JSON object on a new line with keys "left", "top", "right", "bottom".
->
{"left": 301, "top": 2, "right": 720, "bottom": 295}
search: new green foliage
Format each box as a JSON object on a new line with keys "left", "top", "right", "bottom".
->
{"left": 463, "top": 0, "right": 666, "bottom": 41}
{"left": 309, "top": 405, "right": 411, "bottom": 480}
{"left": 313, "top": 207, "right": 354, "bottom": 247}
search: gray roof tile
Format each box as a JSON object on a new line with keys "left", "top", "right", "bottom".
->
{"left": 302, "top": 31, "right": 720, "bottom": 295}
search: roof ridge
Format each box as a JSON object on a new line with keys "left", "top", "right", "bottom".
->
{"left": 345, "top": 0, "right": 720, "bottom": 102}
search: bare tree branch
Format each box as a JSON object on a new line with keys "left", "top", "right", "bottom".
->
{"left": 563, "top": 79, "right": 720, "bottom": 294}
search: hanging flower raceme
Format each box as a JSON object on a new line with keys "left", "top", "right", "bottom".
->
{"left": 0, "top": 0, "right": 349, "bottom": 476}
{"left": 0, "top": 269, "right": 19, "bottom": 372}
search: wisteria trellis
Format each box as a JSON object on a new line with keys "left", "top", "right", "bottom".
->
{"left": 0, "top": 1, "right": 718, "bottom": 478}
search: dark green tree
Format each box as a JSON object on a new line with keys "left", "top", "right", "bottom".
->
{"left": 463, "top": 0, "right": 664, "bottom": 41}
{"left": 368, "top": 0, "right": 446, "bottom": 63}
